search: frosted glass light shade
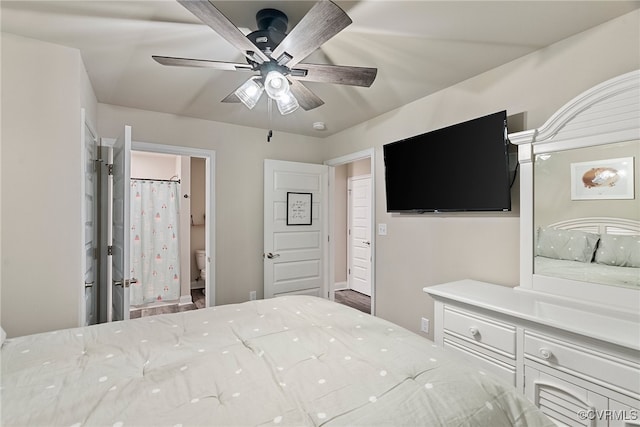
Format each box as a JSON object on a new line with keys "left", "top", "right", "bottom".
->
{"left": 275, "top": 92, "right": 299, "bottom": 115}
{"left": 264, "top": 71, "right": 290, "bottom": 99}
{"left": 234, "top": 77, "right": 264, "bottom": 109}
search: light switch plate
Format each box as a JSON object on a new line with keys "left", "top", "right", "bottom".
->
{"left": 378, "top": 223, "right": 387, "bottom": 235}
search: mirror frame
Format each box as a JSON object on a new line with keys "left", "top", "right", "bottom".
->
{"left": 510, "top": 70, "right": 640, "bottom": 312}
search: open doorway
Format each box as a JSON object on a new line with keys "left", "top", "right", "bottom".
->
{"left": 98, "top": 138, "right": 215, "bottom": 323}
{"left": 326, "top": 149, "right": 375, "bottom": 315}
{"left": 127, "top": 151, "right": 207, "bottom": 318}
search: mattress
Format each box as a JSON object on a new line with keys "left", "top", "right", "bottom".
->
{"left": 535, "top": 256, "right": 640, "bottom": 288}
{"left": 1, "top": 296, "right": 552, "bottom": 426}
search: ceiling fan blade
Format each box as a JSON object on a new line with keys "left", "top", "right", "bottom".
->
{"left": 221, "top": 92, "right": 240, "bottom": 103}
{"left": 288, "top": 79, "right": 325, "bottom": 111}
{"left": 292, "top": 63, "right": 377, "bottom": 87}
{"left": 153, "top": 55, "right": 253, "bottom": 71}
{"left": 177, "top": 0, "right": 269, "bottom": 64}
{"left": 271, "top": 0, "right": 351, "bottom": 68}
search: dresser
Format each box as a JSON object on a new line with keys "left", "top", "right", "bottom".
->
{"left": 424, "top": 280, "right": 640, "bottom": 427}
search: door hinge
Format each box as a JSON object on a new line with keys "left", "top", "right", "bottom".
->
{"left": 107, "top": 245, "right": 113, "bottom": 256}
{"left": 107, "top": 164, "right": 113, "bottom": 176}
{"left": 348, "top": 268, "right": 351, "bottom": 275}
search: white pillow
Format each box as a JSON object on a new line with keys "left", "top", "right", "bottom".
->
{"left": 536, "top": 227, "right": 600, "bottom": 263}
{"left": 594, "top": 234, "right": 640, "bottom": 268}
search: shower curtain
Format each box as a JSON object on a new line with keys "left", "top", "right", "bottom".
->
{"left": 130, "top": 180, "right": 181, "bottom": 306}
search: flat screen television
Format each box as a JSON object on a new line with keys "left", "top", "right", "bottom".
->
{"left": 383, "top": 110, "right": 511, "bottom": 213}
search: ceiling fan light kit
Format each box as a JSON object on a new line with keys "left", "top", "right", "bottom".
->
{"left": 154, "top": 0, "right": 377, "bottom": 118}
{"left": 234, "top": 77, "right": 264, "bottom": 110}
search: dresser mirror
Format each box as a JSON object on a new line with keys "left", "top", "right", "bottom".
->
{"left": 510, "top": 70, "right": 640, "bottom": 311}
{"left": 533, "top": 140, "right": 640, "bottom": 289}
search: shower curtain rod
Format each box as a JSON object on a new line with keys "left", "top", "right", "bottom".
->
{"left": 131, "top": 177, "right": 181, "bottom": 184}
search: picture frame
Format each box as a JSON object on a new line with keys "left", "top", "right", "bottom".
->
{"left": 570, "top": 157, "right": 634, "bottom": 200}
{"left": 286, "top": 192, "right": 312, "bottom": 225}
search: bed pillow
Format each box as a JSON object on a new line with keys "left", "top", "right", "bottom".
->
{"left": 594, "top": 234, "right": 640, "bottom": 268}
{"left": 536, "top": 227, "right": 600, "bottom": 262}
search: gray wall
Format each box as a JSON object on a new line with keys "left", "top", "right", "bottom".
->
{"left": 321, "top": 10, "right": 640, "bottom": 338}
{"left": 1, "top": 33, "right": 98, "bottom": 337}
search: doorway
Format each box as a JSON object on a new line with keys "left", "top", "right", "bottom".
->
{"left": 127, "top": 151, "right": 206, "bottom": 319}
{"left": 99, "top": 137, "right": 215, "bottom": 322}
{"left": 326, "top": 149, "right": 375, "bottom": 315}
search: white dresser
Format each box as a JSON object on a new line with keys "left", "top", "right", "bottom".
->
{"left": 424, "top": 280, "right": 640, "bottom": 427}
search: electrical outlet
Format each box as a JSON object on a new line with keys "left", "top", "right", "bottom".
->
{"left": 249, "top": 291, "right": 256, "bottom": 301}
{"left": 420, "top": 317, "right": 429, "bottom": 334}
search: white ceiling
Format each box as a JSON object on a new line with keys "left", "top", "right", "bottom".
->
{"left": 2, "top": 1, "right": 639, "bottom": 137}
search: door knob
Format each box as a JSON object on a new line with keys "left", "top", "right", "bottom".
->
{"left": 364, "top": 241, "right": 371, "bottom": 246}
{"left": 265, "top": 252, "right": 280, "bottom": 259}
{"left": 84, "top": 281, "right": 94, "bottom": 288}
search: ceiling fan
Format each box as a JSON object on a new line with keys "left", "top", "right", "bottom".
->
{"left": 153, "top": 0, "right": 377, "bottom": 115}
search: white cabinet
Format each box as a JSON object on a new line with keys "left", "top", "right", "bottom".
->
{"left": 426, "top": 280, "right": 640, "bottom": 427}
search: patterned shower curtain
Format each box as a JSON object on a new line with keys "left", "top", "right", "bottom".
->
{"left": 130, "top": 180, "right": 181, "bottom": 306}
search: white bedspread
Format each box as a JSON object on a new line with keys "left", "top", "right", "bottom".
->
{"left": 535, "top": 256, "right": 640, "bottom": 288}
{"left": 2, "top": 296, "right": 552, "bottom": 426}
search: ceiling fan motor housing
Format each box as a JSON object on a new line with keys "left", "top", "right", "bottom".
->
{"left": 247, "top": 9, "right": 288, "bottom": 58}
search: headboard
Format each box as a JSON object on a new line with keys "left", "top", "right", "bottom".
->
{"left": 547, "top": 217, "right": 640, "bottom": 236}
{"left": 510, "top": 70, "right": 640, "bottom": 311}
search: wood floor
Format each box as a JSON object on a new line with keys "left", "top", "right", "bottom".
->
{"left": 130, "top": 289, "right": 370, "bottom": 318}
{"left": 130, "top": 289, "right": 206, "bottom": 319}
{"left": 335, "top": 289, "right": 371, "bottom": 314}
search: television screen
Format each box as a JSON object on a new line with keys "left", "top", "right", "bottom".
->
{"left": 383, "top": 111, "right": 511, "bottom": 213}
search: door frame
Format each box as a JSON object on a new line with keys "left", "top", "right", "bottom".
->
{"left": 101, "top": 139, "right": 216, "bottom": 308}
{"left": 79, "top": 108, "right": 99, "bottom": 326}
{"left": 132, "top": 141, "right": 216, "bottom": 308}
{"left": 325, "top": 148, "right": 376, "bottom": 315}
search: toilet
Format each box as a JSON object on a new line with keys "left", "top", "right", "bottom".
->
{"left": 195, "top": 249, "right": 206, "bottom": 286}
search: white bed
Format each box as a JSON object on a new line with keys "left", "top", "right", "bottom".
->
{"left": 1, "top": 296, "right": 552, "bottom": 426}
{"left": 535, "top": 217, "right": 640, "bottom": 288}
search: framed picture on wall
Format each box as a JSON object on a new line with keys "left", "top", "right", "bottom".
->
{"left": 287, "top": 192, "right": 312, "bottom": 225}
{"left": 571, "top": 157, "right": 635, "bottom": 200}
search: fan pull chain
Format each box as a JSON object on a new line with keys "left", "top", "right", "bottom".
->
{"left": 267, "top": 98, "right": 273, "bottom": 142}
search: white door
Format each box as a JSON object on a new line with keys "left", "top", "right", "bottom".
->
{"left": 264, "top": 160, "right": 328, "bottom": 299}
{"left": 82, "top": 112, "right": 98, "bottom": 325}
{"left": 348, "top": 176, "right": 372, "bottom": 296}
{"left": 108, "top": 126, "right": 132, "bottom": 321}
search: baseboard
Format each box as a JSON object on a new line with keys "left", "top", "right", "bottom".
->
{"left": 178, "top": 295, "right": 193, "bottom": 306}
{"left": 191, "top": 281, "right": 205, "bottom": 290}
{"left": 334, "top": 281, "right": 348, "bottom": 291}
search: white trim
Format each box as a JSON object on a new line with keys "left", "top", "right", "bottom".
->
{"left": 79, "top": 108, "right": 99, "bottom": 327}
{"left": 325, "top": 148, "right": 376, "bottom": 315}
{"left": 178, "top": 295, "right": 193, "bottom": 306}
{"left": 131, "top": 140, "right": 217, "bottom": 308}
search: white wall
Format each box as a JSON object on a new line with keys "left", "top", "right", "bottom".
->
{"left": 321, "top": 10, "right": 640, "bottom": 338}
{"left": 97, "top": 104, "right": 326, "bottom": 305}
{"left": 1, "top": 33, "right": 97, "bottom": 337}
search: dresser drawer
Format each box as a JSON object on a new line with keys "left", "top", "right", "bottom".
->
{"left": 444, "top": 338, "right": 516, "bottom": 386}
{"left": 443, "top": 306, "right": 516, "bottom": 358}
{"left": 524, "top": 331, "right": 640, "bottom": 397}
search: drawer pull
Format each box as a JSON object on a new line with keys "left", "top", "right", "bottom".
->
{"left": 539, "top": 348, "right": 553, "bottom": 360}
{"left": 469, "top": 327, "right": 479, "bottom": 337}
